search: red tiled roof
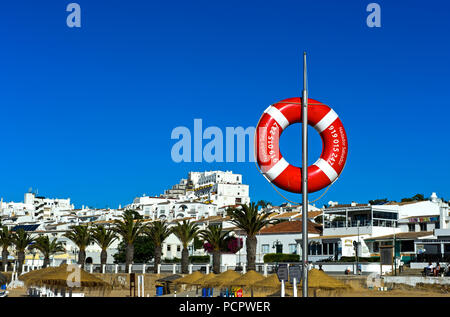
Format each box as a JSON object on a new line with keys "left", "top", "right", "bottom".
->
{"left": 259, "top": 220, "right": 322, "bottom": 235}
{"left": 292, "top": 211, "right": 323, "bottom": 219}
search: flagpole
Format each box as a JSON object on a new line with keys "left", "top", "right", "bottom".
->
{"left": 301, "top": 52, "right": 309, "bottom": 297}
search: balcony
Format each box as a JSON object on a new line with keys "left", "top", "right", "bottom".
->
{"left": 324, "top": 219, "right": 396, "bottom": 229}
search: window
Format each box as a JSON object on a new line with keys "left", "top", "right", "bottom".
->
{"left": 329, "top": 243, "right": 335, "bottom": 255}
{"left": 373, "top": 211, "right": 398, "bottom": 220}
{"left": 309, "top": 244, "right": 317, "bottom": 255}
{"left": 373, "top": 242, "right": 379, "bottom": 253}
{"left": 419, "top": 223, "right": 427, "bottom": 231}
{"left": 177, "top": 245, "right": 181, "bottom": 252}
{"left": 167, "top": 245, "right": 171, "bottom": 252}
{"left": 261, "top": 244, "right": 269, "bottom": 254}
{"left": 408, "top": 224, "right": 415, "bottom": 232}
{"left": 445, "top": 244, "right": 450, "bottom": 253}
{"left": 400, "top": 240, "right": 414, "bottom": 252}
{"left": 289, "top": 244, "right": 297, "bottom": 254}
{"left": 313, "top": 244, "right": 321, "bottom": 255}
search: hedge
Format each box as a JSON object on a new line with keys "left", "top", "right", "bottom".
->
{"left": 263, "top": 253, "right": 300, "bottom": 263}
{"left": 162, "top": 256, "right": 211, "bottom": 264}
{"left": 162, "top": 257, "right": 181, "bottom": 263}
{"left": 189, "top": 255, "right": 211, "bottom": 263}
{"left": 335, "top": 256, "right": 380, "bottom": 263}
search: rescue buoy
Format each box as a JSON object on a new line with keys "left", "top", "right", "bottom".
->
{"left": 255, "top": 97, "right": 348, "bottom": 193}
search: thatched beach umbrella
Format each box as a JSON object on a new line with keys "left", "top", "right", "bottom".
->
{"left": 19, "top": 266, "right": 59, "bottom": 283}
{"left": 226, "top": 270, "right": 265, "bottom": 297}
{"left": 173, "top": 271, "right": 204, "bottom": 295}
{"left": 23, "top": 264, "right": 111, "bottom": 293}
{"left": 191, "top": 273, "right": 216, "bottom": 287}
{"left": 299, "top": 269, "right": 349, "bottom": 289}
{"left": 252, "top": 274, "right": 281, "bottom": 290}
{"left": 227, "top": 270, "right": 264, "bottom": 287}
{"left": 298, "top": 269, "right": 350, "bottom": 296}
{"left": 173, "top": 271, "right": 204, "bottom": 285}
{"left": 203, "top": 270, "right": 240, "bottom": 288}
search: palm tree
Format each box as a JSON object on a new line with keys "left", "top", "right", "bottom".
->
{"left": 256, "top": 200, "right": 271, "bottom": 210}
{"left": 199, "top": 224, "right": 230, "bottom": 274}
{"left": 64, "top": 225, "right": 92, "bottom": 269}
{"left": 92, "top": 225, "right": 117, "bottom": 268}
{"left": 146, "top": 220, "right": 172, "bottom": 273}
{"left": 32, "top": 236, "right": 65, "bottom": 268}
{"left": 113, "top": 210, "right": 146, "bottom": 269}
{"left": 227, "top": 202, "right": 278, "bottom": 271}
{"left": 171, "top": 220, "right": 199, "bottom": 274}
{"left": 0, "top": 225, "right": 14, "bottom": 270}
{"left": 12, "top": 229, "right": 35, "bottom": 273}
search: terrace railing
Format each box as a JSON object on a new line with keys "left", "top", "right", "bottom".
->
{"left": 324, "top": 219, "right": 396, "bottom": 229}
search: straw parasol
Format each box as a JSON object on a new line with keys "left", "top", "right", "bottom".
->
{"left": 226, "top": 270, "right": 265, "bottom": 297}
{"left": 252, "top": 274, "right": 281, "bottom": 290}
{"left": 22, "top": 264, "right": 111, "bottom": 291}
{"left": 191, "top": 273, "right": 216, "bottom": 287}
{"left": 19, "top": 266, "right": 60, "bottom": 283}
{"left": 203, "top": 270, "right": 241, "bottom": 288}
{"left": 226, "top": 270, "right": 264, "bottom": 288}
{"left": 297, "top": 269, "right": 351, "bottom": 297}
{"left": 173, "top": 271, "right": 204, "bottom": 285}
{"left": 299, "top": 269, "right": 350, "bottom": 290}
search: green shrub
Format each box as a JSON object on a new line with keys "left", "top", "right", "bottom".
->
{"left": 263, "top": 253, "right": 300, "bottom": 263}
{"left": 189, "top": 255, "right": 210, "bottom": 263}
{"left": 162, "top": 257, "right": 181, "bottom": 263}
{"left": 162, "top": 256, "right": 211, "bottom": 263}
{"left": 337, "top": 256, "right": 380, "bottom": 262}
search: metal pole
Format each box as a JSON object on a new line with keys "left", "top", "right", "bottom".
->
{"left": 394, "top": 228, "right": 397, "bottom": 276}
{"left": 301, "top": 51, "right": 309, "bottom": 297}
{"left": 356, "top": 221, "right": 360, "bottom": 274}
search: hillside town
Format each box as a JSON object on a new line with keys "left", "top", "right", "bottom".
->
{"left": 1, "top": 170, "right": 449, "bottom": 275}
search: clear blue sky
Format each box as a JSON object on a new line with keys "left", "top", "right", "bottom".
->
{"left": 0, "top": 1, "right": 449, "bottom": 208}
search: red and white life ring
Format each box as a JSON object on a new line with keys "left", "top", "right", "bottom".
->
{"left": 255, "top": 97, "right": 348, "bottom": 193}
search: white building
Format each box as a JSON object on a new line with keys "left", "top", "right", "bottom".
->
{"left": 128, "top": 170, "right": 250, "bottom": 220}
{"left": 188, "top": 171, "right": 250, "bottom": 207}
{"left": 311, "top": 193, "right": 449, "bottom": 262}
{"left": 0, "top": 192, "right": 74, "bottom": 221}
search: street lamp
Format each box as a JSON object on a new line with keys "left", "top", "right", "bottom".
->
{"left": 272, "top": 240, "right": 282, "bottom": 253}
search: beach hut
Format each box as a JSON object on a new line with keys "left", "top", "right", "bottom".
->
{"left": 226, "top": 270, "right": 265, "bottom": 297}
{"left": 155, "top": 274, "right": 183, "bottom": 295}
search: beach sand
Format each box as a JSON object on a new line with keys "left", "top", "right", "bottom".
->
{"left": 4, "top": 272, "right": 450, "bottom": 297}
